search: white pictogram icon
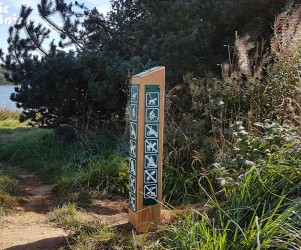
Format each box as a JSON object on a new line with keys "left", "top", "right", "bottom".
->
{"left": 145, "top": 140, "right": 158, "bottom": 153}
{"left": 131, "top": 105, "right": 137, "bottom": 121}
{"left": 145, "top": 155, "right": 157, "bottom": 168}
{"left": 148, "top": 94, "right": 158, "bottom": 106}
{"left": 129, "top": 192, "right": 136, "bottom": 210}
{"left": 145, "top": 170, "right": 157, "bottom": 184}
{"left": 129, "top": 175, "right": 136, "bottom": 192}
{"left": 146, "top": 92, "right": 159, "bottom": 107}
{"left": 130, "top": 123, "right": 137, "bottom": 139}
{"left": 147, "top": 109, "right": 158, "bottom": 122}
{"left": 130, "top": 158, "right": 136, "bottom": 175}
{"left": 130, "top": 140, "right": 136, "bottom": 157}
{"left": 144, "top": 185, "right": 157, "bottom": 198}
{"left": 146, "top": 124, "right": 158, "bottom": 138}
{"left": 131, "top": 86, "right": 138, "bottom": 103}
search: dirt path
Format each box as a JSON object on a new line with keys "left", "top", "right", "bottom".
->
{"left": 0, "top": 165, "right": 129, "bottom": 250}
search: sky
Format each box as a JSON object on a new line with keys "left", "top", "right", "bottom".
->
{"left": 0, "top": 0, "right": 111, "bottom": 52}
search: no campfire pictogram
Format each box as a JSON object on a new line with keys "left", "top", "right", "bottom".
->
{"left": 144, "top": 184, "right": 157, "bottom": 199}
{"left": 144, "top": 169, "right": 158, "bottom": 184}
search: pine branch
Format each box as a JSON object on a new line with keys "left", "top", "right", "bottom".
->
{"left": 23, "top": 23, "right": 49, "bottom": 56}
{"left": 41, "top": 13, "right": 84, "bottom": 50}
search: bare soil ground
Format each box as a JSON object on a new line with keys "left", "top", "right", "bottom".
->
{"left": 0, "top": 165, "right": 129, "bottom": 250}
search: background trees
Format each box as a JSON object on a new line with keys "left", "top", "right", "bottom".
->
{"left": 0, "top": 0, "right": 298, "bottom": 130}
{"left": 0, "top": 1, "right": 153, "bottom": 130}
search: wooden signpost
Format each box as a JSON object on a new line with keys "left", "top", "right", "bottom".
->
{"left": 128, "top": 66, "right": 165, "bottom": 233}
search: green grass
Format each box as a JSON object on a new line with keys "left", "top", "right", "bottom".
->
{"left": 48, "top": 203, "right": 81, "bottom": 229}
{"left": 50, "top": 203, "right": 159, "bottom": 250}
{"left": 0, "top": 127, "right": 129, "bottom": 200}
{"left": 0, "top": 119, "right": 23, "bottom": 128}
{"left": 0, "top": 108, "right": 21, "bottom": 121}
{"left": 160, "top": 145, "right": 301, "bottom": 249}
{"left": 1, "top": 114, "right": 301, "bottom": 249}
{"left": 55, "top": 153, "right": 128, "bottom": 197}
{"left": 0, "top": 164, "right": 19, "bottom": 214}
{"left": 0, "top": 109, "right": 32, "bottom": 149}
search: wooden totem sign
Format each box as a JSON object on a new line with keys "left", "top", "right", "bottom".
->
{"left": 128, "top": 66, "right": 165, "bottom": 233}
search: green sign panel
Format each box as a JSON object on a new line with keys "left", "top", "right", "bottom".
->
{"left": 129, "top": 84, "right": 139, "bottom": 211}
{"left": 143, "top": 85, "right": 160, "bottom": 206}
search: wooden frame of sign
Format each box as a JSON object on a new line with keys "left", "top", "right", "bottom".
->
{"left": 128, "top": 66, "right": 165, "bottom": 233}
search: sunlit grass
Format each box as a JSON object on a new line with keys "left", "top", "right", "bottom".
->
{"left": 0, "top": 164, "right": 19, "bottom": 214}
{"left": 0, "top": 126, "right": 128, "bottom": 198}
{"left": 0, "top": 108, "right": 21, "bottom": 121}
{"left": 160, "top": 146, "right": 301, "bottom": 249}
{"left": 50, "top": 203, "right": 159, "bottom": 250}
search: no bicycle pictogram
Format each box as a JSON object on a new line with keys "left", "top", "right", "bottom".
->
{"left": 145, "top": 124, "right": 158, "bottom": 138}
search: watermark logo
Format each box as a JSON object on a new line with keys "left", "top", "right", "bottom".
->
{"left": 0, "top": 2, "right": 20, "bottom": 25}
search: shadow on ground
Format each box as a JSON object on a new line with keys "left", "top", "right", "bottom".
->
{"left": 4, "top": 236, "right": 66, "bottom": 250}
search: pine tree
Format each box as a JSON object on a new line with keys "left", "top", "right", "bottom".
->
{"left": 0, "top": 0, "right": 296, "bottom": 130}
{"left": 0, "top": 0, "right": 150, "bottom": 130}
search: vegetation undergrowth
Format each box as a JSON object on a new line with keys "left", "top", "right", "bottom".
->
{"left": 0, "top": 108, "right": 25, "bottom": 128}
{"left": 0, "top": 108, "right": 21, "bottom": 121}
{"left": 0, "top": 127, "right": 129, "bottom": 202}
{"left": 49, "top": 203, "right": 159, "bottom": 250}
{"left": 161, "top": 141, "right": 301, "bottom": 249}
{"left": 0, "top": 164, "right": 19, "bottom": 214}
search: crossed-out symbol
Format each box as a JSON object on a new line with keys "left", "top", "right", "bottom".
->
{"left": 144, "top": 185, "right": 157, "bottom": 198}
{"left": 145, "top": 155, "right": 157, "bottom": 168}
{"left": 146, "top": 124, "right": 158, "bottom": 138}
{"left": 145, "top": 170, "right": 157, "bottom": 183}
{"left": 145, "top": 139, "right": 158, "bottom": 153}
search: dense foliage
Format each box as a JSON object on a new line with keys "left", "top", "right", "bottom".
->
{"left": 0, "top": 0, "right": 297, "bottom": 130}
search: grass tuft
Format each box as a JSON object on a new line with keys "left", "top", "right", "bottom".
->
{"left": 0, "top": 108, "right": 21, "bottom": 121}
{"left": 0, "top": 164, "right": 19, "bottom": 214}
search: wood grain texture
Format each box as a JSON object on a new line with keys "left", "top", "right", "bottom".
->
{"left": 128, "top": 67, "right": 165, "bottom": 233}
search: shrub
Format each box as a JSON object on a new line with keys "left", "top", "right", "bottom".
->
{"left": 161, "top": 145, "right": 301, "bottom": 249}
{"left": 0, "top": 108, "right": 21, "bottom": 121}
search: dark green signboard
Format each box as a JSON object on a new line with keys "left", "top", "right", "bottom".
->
{"left": 143, "top": 85, "right": 160, "bottom": 206}
{"left": 129, "top": 84, "right": 139, "bottom": 211}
